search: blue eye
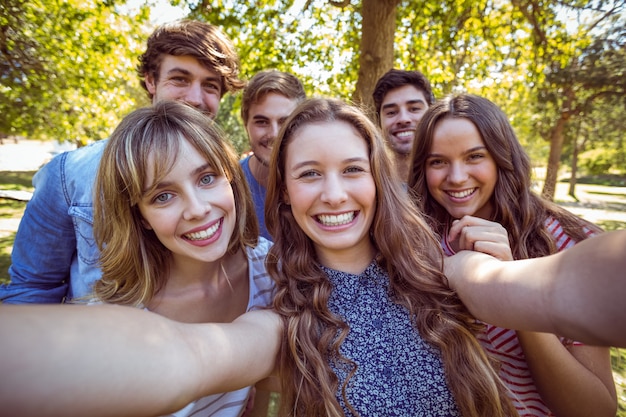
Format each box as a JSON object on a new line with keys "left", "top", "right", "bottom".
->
{"left": 154, "top": 193, "right": 173, "bottom": 203}
{"left": 200, "top": 174, "right": 216, "bottom": 185}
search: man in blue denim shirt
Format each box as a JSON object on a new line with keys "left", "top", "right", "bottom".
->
{"left": 0, "top": 20, "right": 245, "bottom": 303}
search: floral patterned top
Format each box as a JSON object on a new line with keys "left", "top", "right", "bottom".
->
{"left": 322, "top": 260, "right": 460, "bottom": 416}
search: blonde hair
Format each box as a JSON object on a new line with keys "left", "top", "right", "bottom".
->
{"left": 93, "top": 101, "right": 258, "bottom": 306}
{"left": 265, "top": 98, "right": 516, "bottom": 417}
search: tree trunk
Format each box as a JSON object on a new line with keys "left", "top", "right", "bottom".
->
{"left": 542, "top": 116, "right": 566, "bottom": 201}
{"left": 568, "top": 136, "right": 579, "bottom": 201}
{"left": 542, "top": 88, "right": 574, "bottom": 201}
{"left": 568, "top": 120, "right": 582, "bottom": 200}
{"left": 352, "top": 0, "right": 400, "bottom": 118}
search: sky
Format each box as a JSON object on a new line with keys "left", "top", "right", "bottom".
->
{"left": 121, "top": 0, "right": 189, "bottom": 25}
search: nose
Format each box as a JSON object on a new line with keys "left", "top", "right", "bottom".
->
{"left": 396, "top": 108, "right": 412, "bottom": 125}
{"left": 183, "top": 191, "right": 210, "bottom": 221}
{"left": 269, "top": 121, "right": 281, "bottom": 139}
{"left": 182, "top": 83, "right": 203, "bottom": 109}
{"left": 321, "top": 174, "right": 348, "bottom": 206}
{"left": 447, "top": 162, "right": 469, "bottom": 184}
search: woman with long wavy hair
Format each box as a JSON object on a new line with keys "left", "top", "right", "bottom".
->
{"left": 407, "top": 93, "right": 616, "bottom": 416}
{"left": 265, "top": 97, "right": 516, "bottom": 417}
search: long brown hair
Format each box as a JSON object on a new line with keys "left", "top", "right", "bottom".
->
{"left": 265, "top": 98, "right": 516, "bottom": 416}
{"left": 93, "top": 101, "right": 258, "bottom": 306}
{"left": 408, "top": 94, "right": 601, "bottom": 259}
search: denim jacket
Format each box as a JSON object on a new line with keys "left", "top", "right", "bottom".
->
{"left": 1, "top": 140, "right": 107, "bottom": 303}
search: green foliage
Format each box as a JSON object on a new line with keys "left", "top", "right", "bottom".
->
{"left": 214, "top": 93, "right": 248, "bottom": 155}
{"left": 1, "top": 0, "right": 623, "bottom": 168}
{"left": 578, "top": 148, "right": 617, "bottom": 176}
{"left": 611, "top": 348, "right": 626, "bottom": 417}
{"left": 0, "top": 0, "right": 152, "bottom": 145}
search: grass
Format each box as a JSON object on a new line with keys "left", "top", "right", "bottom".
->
{"left": 0, "top": 170, "right": 34, "bottom": 283}
{"left": 1, "top": 171, "right": 625, "bottom": 415}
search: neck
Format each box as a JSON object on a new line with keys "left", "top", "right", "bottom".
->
{"left": 316, "top": 240, "right": 377, "bottom": 275}
{"left": 249, "top": 154, "right": 269, "bottom": 188}
{"left": 394, "top": 153, "right": 409, "bottom": 182}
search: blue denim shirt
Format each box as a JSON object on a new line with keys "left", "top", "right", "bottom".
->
{"left": 1, "top": 140, "right": 107, "bottom": 303}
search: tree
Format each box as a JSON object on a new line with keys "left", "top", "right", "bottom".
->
{"left": 0, "top": 0, "right": 152, "bottom": 145}
{"left": 514, "top": 0, "right": 626, "bottom": 199}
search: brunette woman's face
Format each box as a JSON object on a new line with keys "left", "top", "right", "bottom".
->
{"left": 425, "top": 117, "right": 497, "bottom": 220}
{"left": 283, "top": 120, "right": 376, "bottom": 270}
{"left": 138, "top": 139, "right": 236, "bottom": 265}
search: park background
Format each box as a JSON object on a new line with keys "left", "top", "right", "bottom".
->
{"left": 1, "top": 0, "right": 625, "bottom": 415}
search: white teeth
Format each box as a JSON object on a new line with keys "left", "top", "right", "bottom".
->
{"left": 395, "top": 131, "right": 414, "bottom": 138}
{"left": 184, "top": 221, "right": 220, "bottom": 241}
{"left": 447, "top": 189, "right": 475, "bottom": 198}
{"left": 317, "top": 212, "right": 355, "bottom": 226}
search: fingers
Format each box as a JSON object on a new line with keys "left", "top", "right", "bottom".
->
{"left": 449, "top": 216, "right": 513, "bottom": 261}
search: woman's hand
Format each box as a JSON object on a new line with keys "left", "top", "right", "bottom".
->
{"left": 448, "top": 215, "right": 513, "bottom": 261}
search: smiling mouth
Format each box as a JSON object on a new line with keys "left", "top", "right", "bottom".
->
{"left": 316, "top": 212, "right": 356, "bottom": 226}
{"left": 446, "top": 188, "right": 476, "bottom": 199}
{"left": 394, "top": 131, "right": 414, "bottom": 140}
{"left": 183, "top": 220, "right": 221, "bottom": 241}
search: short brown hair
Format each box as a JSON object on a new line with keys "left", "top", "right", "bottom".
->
{"left": 372, "top": 69, "right": 434, "bottom": 122}
{"left": 240, "top": 70, "right": 306, "bottom": 123}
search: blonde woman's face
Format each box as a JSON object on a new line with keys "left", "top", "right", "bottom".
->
{"left": 138, "top": 140, "right": 236, "bottom": 265}
{"left": 283, "top": 120, "right": 377, "bottom": 272}
{"left": 425, "top": 118, "right": 497, "bottom": 220}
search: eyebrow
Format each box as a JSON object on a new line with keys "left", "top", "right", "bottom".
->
{"left": 381, "top": 98, "right": 426, "bottom": 111}
{"left": 164, "top": 68, "right": 221, "bottom": 83}
{"left": 290, "top": 156, "right": 369, "bottom": 171}
{"left": 143, "top": 162, "right": 214, "bottom": 194}
{"left": 427, "top": 145, "right": 487, "bottom": 158}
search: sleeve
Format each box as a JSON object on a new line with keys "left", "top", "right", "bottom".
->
{"left": 0, "top": 153, "right": 76, "bottom": 303}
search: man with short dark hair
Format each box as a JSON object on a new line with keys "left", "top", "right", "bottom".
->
{"left": 373, "top": 69, "right": 435, "bottom": 181}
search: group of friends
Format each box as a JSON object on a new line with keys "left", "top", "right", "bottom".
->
{"left": 1, "top": 19, "right": 625, "bottom": 417}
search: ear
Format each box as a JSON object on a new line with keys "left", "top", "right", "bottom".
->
{"left": 145, "top": 73, "right": 157, "bottom": 96}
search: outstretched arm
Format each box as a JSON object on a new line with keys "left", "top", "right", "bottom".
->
{"left": 0, "top": 304, "right": 280, "bottom": 417}
{"left": 444, "top": 229, "right": 626, "bottom": 347}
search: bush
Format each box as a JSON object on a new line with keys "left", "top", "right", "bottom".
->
{"left": 578, "top": 148, "right": 616, "bottom": 176}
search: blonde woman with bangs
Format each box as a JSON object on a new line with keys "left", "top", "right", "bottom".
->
{"left": 91, "top": 100, "right": 275, "bottom": 417}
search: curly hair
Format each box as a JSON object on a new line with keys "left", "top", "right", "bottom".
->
{"left": 407, "top": 94, "right": 602, "bottom": 260}
{"left": 93, "top": 101, "right": 258, "bottom": 306}
{"left": 136, "top": 20, "right": 245, "bottom": 99}
{"left": 265, "top": 98, "right": 516, "bottom": 416}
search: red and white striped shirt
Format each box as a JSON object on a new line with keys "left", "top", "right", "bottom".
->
{"left": 442, "top": 217, "right": 592, "bottom": 416}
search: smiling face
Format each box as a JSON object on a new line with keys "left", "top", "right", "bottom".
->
{"left": 138, "top": 139, "right": 236, "bottom": 265}
{"left": 379, "top": 84, "right": 430, "bottom": 156}
{"left": 145, "top": 55, "right": 222, "bottom": 118}
{"left": 425, "top": 117, "right": 498, "bottom": 220}
{"left": 283, "top": 120, "right": 376, "bottom": 268}
{"left": 245, "top": 92, "right": 301, "bottom": 166}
